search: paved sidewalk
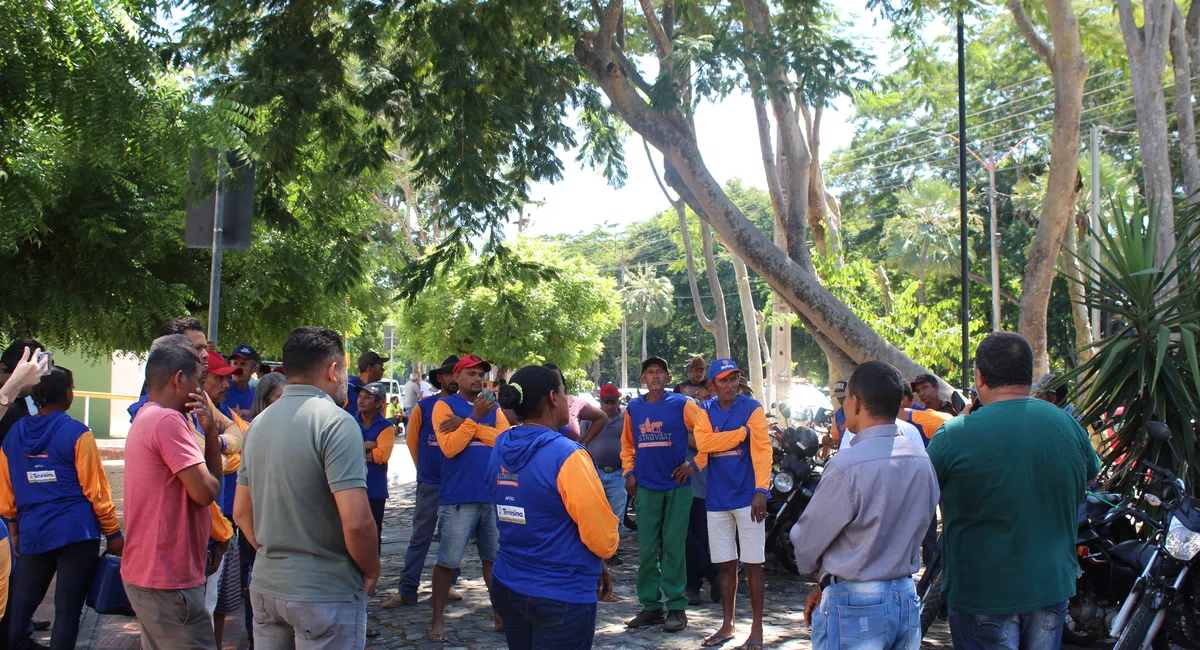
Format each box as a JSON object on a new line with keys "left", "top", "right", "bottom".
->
{"left": 30, "top": 436, "right": 954, "bottom": 649}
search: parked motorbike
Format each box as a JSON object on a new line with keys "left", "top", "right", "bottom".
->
{"left": 1108, "top": 421, "right": 1200, "bottom": 650}
{"left": 764, "top": 406, "right": 823, "bottom": 574}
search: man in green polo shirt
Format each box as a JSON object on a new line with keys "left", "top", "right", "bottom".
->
{"left": 234, "top": 326, "right": 382, "bottom": 649}
{"left": 927, "top": 332, "right": 1099, "bottom": 650}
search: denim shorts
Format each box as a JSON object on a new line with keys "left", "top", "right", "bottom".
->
{"left": 435, "top": 502, "right": 500, "bottom": 569}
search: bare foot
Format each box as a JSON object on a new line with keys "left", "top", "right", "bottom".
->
{"left": 494, "top": 613, "right": 505, "bottom": 633}
{"left": 704, "top": 624, "right": 736, "bottom": 647}
{"left": 428, "top": 622, "right": 448, "bottom": 643}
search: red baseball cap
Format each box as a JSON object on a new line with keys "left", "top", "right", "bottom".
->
{"left": 207, "top": 351, "right": 243, "bottom": 377}
{"left": 599, "top": 383, "right": 621, "bottom": 400}
{"left": 453, "top": 354, "right": 492, "bottom": 374}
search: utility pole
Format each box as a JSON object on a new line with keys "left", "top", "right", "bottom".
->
{"left": 207, "top": 162, "right": 226, "bottom": 345}
{"left": 987, "top": 144, "right": 1000, "bottom": 332}
{"left": 1090, "top": 126, "right": 1102, "bottom": 342}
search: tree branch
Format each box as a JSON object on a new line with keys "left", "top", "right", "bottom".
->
{"left": 638, "top": 0, "right": 673, "bottom": 58}
{"left": 644, "top": 138, "right": 677, "bottom": 204}
{"left": 1006, "top": 0, "right": 1055, "bottom": 69}
{"left": 598, "top": 0, "right": 623, "bottom": 49}
{"left": 1116, "top": 0, "right": 1145, "bottom": 56}
{"left": 613, "top": 44, "right": 654, "bottom": 96}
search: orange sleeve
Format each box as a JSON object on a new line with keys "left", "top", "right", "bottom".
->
{"left": 557, "top": 449, "right": 619, "bottom": 559}
{"left": 406, "top": 404, "right": 423, "bottom": 465}
{"left": 75, "top": 431, "right": 120, "bottom": 536}
{"left": 692, "top": 408, "right": 750, "bottom": 454}
{"left": 910, "top": 409, "right": 952, "bottom": 438}
{"left": 210, "top": 502, "right": 233, "bottom": 542}
{"left": 620, "top": 411, "right": 636, "bottom": 477}
{"left": 434, "top": 401, "right": 507, "bottom": 457}
{"left": 683, "top": 399, "right": 702, "bottom": 430}
{"left": 372, "top": 426, "right": 396, "bottom": 464}
{"left": 0, "top": 446, "right": 15, "bottom": 521}
{"left": 748, "top": 407, "right": 772, "bottom": 491}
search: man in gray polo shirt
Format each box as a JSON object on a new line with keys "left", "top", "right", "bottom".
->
{"left": 234, "top": 327, "right": 381, "bottom": 650}
{"left": 790, "top": 361, "right": 939, "bottom": 650}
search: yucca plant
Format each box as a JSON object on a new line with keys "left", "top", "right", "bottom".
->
{"left": 1061, "top": 199, "right": 1200, "bottom": 489}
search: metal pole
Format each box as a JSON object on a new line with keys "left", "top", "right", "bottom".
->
{"left": 988, "top": 145, "right": 1000, "bottom": 332}
{"left": 1090, "top": 126, "right": 1102, "bottom": 341}
{"left": 957, "top": 13, "right": 971, "bottom": 390}
{"left": 207, "top": 160, "right": 226, "bottom": 345}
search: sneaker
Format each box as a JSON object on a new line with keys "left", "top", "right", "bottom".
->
{"left": 685, "top": 589, "right": 702, "bottom": 606}
{"left": 664, "top": 610, "right": 688, "bottom": 632}
{"left": 625, "top": 608, "right": 666, "bottom": 628}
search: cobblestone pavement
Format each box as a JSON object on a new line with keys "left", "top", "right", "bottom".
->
{"left": 35, "top": 442, "right": 956, "bottom": 649}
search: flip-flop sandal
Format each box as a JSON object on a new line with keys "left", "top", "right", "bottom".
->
{"left": 737, "top": 643, "right": 764, "bottom": 650}
{"left": 428, "top": 632, "right": 449, "bottom": 643}
{"left": 702, "top": 634, "right": 735, "bottom": 647}
{"left": 366, "top": 629, "right": 379, "bottom": 638}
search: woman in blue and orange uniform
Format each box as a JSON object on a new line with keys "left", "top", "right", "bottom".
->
{"left": 488, "top": 365, "right": 618, "bottom": 649}
{"left": 0, "top": 368, "right": 123, "bottom": 649}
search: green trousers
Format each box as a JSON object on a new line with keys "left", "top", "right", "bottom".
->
{"left": 635, "top": 484, "right": 693, "bottom": 611}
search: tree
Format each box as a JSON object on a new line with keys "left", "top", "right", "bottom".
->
{"left": 623, "top": 265, "right": 676, "bottom": 362}
{"left": 1004, "top": 0, "right": 1090, "bottom": 378}
{"left": 396, "top": 239, "right": 621, "bottom": 390}
{"left": 885, "top": 178, "right": 979, "bottom": 313}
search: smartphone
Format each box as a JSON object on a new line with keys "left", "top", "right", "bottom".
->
{"left": 481, "top": 388, "right": 495, "bottom": 402}
{"left": 34, "top": 350, "right": 53, "bottom": 376}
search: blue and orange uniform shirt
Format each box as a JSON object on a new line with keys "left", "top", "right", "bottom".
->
{"left": 833, "top": 407, "right": 847, "bottom": 444}
{"left": 693, "top": 395, "right": 772, "bottom": 512}
{"left": 215, "top": 403, "right": 250, "bottom": 516}
{"left": 0, "top": 411, "right": 121, "bottom": 555}
{"left": 903, "top": 406, "right": 953, "bottom": 446}
{"left": 405, "top": 394, "right": 444, "bottom": 484}
{"left": 355, "top": 411, "right": 396, "bottom": 499}
{"left": 620, "top": 391, "right": 707, "bottom": 492}
{"left": 487, "top": 424, "right": 619, "bottom": 604}
{"left": 224, "top": 381, "right": 256, "bottom": 421}
{"left": 345, "top": 375, "right": 364, "bottom": 414}
{"left": 433, "top": 393, "right": 511, "bottom": 505}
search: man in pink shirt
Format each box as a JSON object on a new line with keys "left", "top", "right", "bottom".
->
{"left": 122, "top": 343, "right": 223, "bottom": 649}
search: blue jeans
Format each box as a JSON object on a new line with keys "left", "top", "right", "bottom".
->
{"left": 490, "top": 577, "right": 597, "bottom": 650}
{"left": 597, "top": 468, "right": 627, "bottom": 525}
{"left": 948, "top": 601, "right": 1067, "bottom": 650}
{"left": 812, "top": 577, "right": 921, "bottom": 650}
{"left": 399, "top": 482, "right": 458, "bottom": 598}
{"left": 435, "top": 502, "right": 499, "bottom": 569}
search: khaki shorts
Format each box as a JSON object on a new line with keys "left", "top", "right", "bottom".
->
{"left": 125, "top": 583, "right": 216, "bottom": 650}
{"left": 707, "top": 506, "right": 766, "bottom": 564}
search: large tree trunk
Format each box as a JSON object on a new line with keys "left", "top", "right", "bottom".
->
{"left": 1007, "top": 0, "right": 1089, "bottom": 379}
{"left": 621, "top": 315, "right": 629, "bottom": 388}
{"left": 1062, "top": 215, "right": 1094, "bottom": 364}
{"left": 1118, "top": 0, "right": 1178, "bottom": 274}
{"left": 1171, "top": 4, "right": 1200, "bottom": 210}
{"left": 732, "top": 255, "right": 765, "bottom": 399}
{"left": 757, "top": 310, "right": 774, "bottom": 405}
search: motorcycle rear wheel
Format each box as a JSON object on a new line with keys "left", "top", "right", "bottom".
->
{"left": 1113, "top": 602, "right": 1159, "bottom": 650}
{"left": 918, "top": 562, "right": 944, "bottom": 638}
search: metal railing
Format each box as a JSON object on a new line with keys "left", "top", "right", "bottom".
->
{"left": 74, "top": 391, "right": 140, "bottom": 431}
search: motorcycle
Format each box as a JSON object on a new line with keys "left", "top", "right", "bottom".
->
{"left": 763, "top": 406, "right": 823, "bottom": 574}
{"left": 1108, "top": 421, "right": 1200, "bottom": 650}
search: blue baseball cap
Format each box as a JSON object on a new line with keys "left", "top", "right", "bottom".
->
{"left": 229, "top": 344, "right": 258, "bottom": 361}
{"left": 708, "top": 358, "right": 742, "bottom": 380}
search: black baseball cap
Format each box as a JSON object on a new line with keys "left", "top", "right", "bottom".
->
{"left": 429, "top": 355, "right": 460, "bottom": 390}
{"left": 354, "top": 382, "right": 387, "bottom": 399}
{"left": 641, "top": 356, "right": 669, "bottom": 374}
{"left": 358, "top": 351, "right": 390, "bottom": 372}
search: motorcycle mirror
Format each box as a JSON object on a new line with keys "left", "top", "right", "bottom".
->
{"left": 1147, "top": 421, "right": 1173, "bottom": 442}
{"left": 780, "top": 405, "right": 792, "bottom": 418}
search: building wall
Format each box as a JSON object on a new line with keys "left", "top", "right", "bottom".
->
{"left": 54, "top": 349, "right": 113, "bottom": 438}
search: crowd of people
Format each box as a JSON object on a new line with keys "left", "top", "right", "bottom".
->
{"left": 0, "top": 323, "right": 1101, "bottom": 650}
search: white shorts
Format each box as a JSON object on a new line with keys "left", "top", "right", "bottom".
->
{"left": 707, "top": 506, "right": 766, "bottom": 564}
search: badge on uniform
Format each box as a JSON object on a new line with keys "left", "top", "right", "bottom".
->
{"left": 27, "top": 470, "right": 57, "bottom": 483}
{"left": 497, "top": 504, "right": 526, "bottom": 524}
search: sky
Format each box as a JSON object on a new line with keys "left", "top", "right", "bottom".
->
{"left": 519, "top": 1, "right": 898, "bottom": 239}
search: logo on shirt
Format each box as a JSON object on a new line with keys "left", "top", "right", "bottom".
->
{"left": 468, "top": 440, "right": 488, "bottom": 447}
{"left": 711, "top": 449, "right": 743, "bottom": 459}
{"left": 639, "top": 418, "right": 664, "bottom": 435}
{"left": 497, "top": 504, "right": 526, "bottom": 524}
{"left": 637, "top": 418, "right": 673, "bottom": 448}
{"left": 497, "top": 467, "right": 519, "bottom": 487}
{"left": 425, "top": 432, "right": 439, "bottom": 447}
{"left": 27, "top": 470, "right": 57, "bottom": 483}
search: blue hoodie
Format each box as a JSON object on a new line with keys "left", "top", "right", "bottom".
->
{"left": 487, "top": 425, "right": 602, "bottom": 604}
{"left": 2, "top": 412, "right": 102, "bottom": 555}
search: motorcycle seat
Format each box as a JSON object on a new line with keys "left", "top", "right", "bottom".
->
{"left": 1109, "top": 539, "right": 1154, "bottom": 572}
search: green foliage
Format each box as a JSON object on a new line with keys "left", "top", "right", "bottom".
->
{"left": 1061, "top": 200, "right": 1200, "bottom": 488}
{"left": 396, "top": 239, "right": 621, "bottom": 392}
{"left": 623, "top": 265, "right": 676, "bottom": 330}
{"left": 884, "top": 177, "right": 981, "bottom": 287}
